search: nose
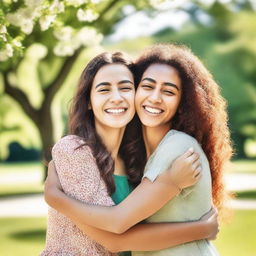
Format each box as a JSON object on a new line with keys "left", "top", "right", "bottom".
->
{"left": 148, "top": 89, "right": 162, "bottom": 104}
{"left": 110, "top": 88, "right": 123, "bottom": 104}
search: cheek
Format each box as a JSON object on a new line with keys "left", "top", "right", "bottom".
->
{"left": 90, "top": 94, "right": 103, "bottom": 113}
{"left": 135, "top": 89, "right": 143, "bottom": 105}
{"left": 166, "top": 96, "right": 181, "bottom": 112}
{"left": 129, "top": 91, "right": 136, "bottom": 103}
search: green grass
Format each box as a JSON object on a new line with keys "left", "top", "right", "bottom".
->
{"left": 0, "top": 159, "right": 255, "bottom": 198}
{"left": 231, "top": 159, "right": 256, "bottom": 173}
{"left": 214, "top": 210, "right": 256, "bottom": 256}
{"left": 0, "top": 184, "right": 44, "bottom": 198}
{"left": 0, "top": 210, "right": 255, "bottom": 256}
{"left": 0, "top": 161, "right": 44, "bottom": 197}
{"left": 235, "top": 190, "right": 256, "bottom": 199}
{"left": 0, "top": 161, "right": 43, "bottom": 173}
{"left": 0, "top": 217, "right": 46, "bottom": 256}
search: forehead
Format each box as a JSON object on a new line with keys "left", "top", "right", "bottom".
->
{"left": 142, "top": 63, "right": 181, "bottom": 87}
{"left": 93, "top": 64, "right": 134, "bottom": 84}
{"left": 143, "top": 63, "right": 179, "bottom": 78}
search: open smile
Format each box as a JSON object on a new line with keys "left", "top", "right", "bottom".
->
{"left": 143, "top": 105, "right": 164, "bottom": 115}
{"left": 105, "top": 108, "right": 128, "bottom": 115}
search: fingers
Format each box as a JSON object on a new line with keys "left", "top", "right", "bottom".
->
{"left": 193, "top": 168, "right": 202, "bottom": 179}
{"left": 192, "top": 160, "right": 201, "bottom": 171}
{"left": 48, "top": 160, "right": 54, "bottom": 167}
{"left": 182, "top": 147, "right": 195, "bottom": 158}
{"left": 187, "top": 152, "right": 200, "bottom": 164}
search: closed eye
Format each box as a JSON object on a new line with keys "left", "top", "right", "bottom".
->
{"left": 163, "top": 90, "right": 175, "bottom": 95}
{"left": 142, "top": 84, "right": 153, "bottom": 89}
{"left": 98, "top": 89, "right": 110, "bottom": 92}
{"left": 120, "top": 87, "right": 133, "bottom": 91}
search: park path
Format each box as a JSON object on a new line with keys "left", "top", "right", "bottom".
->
{"left": 1, "top": 173, "right": 256, "bottom": 217}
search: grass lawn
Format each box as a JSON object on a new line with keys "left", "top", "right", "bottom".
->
{"left": 0, "top": 210, "right": 255, "bottom": 256}
{"left": 0, "top": 184, "right": 44, "bottom": 198}
{"left": 231, "top": 159, "right": 256, "bottom": 174}
{"left": 214, "top": 210, "right": 256, "bottom": 256}
{"left": 0, "top": 161, "right": 43, "bottom": 173}
{"left": 0, "top": 217, "right": 46, "bottom": 256}
{"left": 0, "top": 162, "right": 44, "bottom": 197}
{"left": 0, "top": 159, "right": 255, "bottom": 198}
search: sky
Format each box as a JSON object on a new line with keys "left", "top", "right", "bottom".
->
{"left": 107, "top": 0, "right": 256, "bottom": 42}
{"left": 107, "top": 0, "right": 214, "bottom": 42}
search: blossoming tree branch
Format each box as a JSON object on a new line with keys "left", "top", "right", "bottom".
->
{"left": 0, "top": 0, "right": 165, "bottom": 175}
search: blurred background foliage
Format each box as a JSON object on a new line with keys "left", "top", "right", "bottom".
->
{"left": 0, "top": 0, "right": 256, "bottom": 169}
{"left": 0, "top": 1, "right": 256, "bottom": 256}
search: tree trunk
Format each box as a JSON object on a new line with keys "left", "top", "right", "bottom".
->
{"left": 37, "top": 107, "right": 55, "bottom": 180}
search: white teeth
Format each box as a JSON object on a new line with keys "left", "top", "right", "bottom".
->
{"left": 106, "top": 108, "right": 126, "bottom": 114}
{"left": 144, "top": 106, "right": 162, "bottom": 114}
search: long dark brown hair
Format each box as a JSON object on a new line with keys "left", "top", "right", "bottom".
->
{"left": 135, "top": 44, "right": 233, "bottom": 211}
{"left": 69, "top": 52, "right": 145, "bottom": 195}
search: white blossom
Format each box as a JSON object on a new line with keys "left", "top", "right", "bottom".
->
{"left": 0, "top": 34, "right": 7, "bottom": 42}
{"left": 6, "top": 13, "right": 21, "bottom": 27}
{"left": 0, "top": 51, "right": 9, "bottom": 62}
{"left": 150, "top": 0, "right": 189, "bottom": 9}
{"left": 90, "top": 0, "right": 103, "bottom": 4}
{"left": 12, "top": 39, "right": 22, "bottom": 47}
{"left": 0, "top": 25, "right": 7, "bottom": 34}
{"left": 54, "top": 41, "right": 75, "bottom": 56}
{"left": 6, "top": 44, "right": 13, "bottom": 57}
{"left": 66, "top": 0, "right": 88, "bottom": 7}
{"left": 150, "top": 0, "right": 167, "bottom": 8}
{"left": 25, "top": 0, "right": 43, "bottom": 7}
{"left": 77, "top": 8, "right": 99, "bottom": 22}
{"left": 0, "top": 44, "right": 14, "bottom": 62}
{"left": 50, "top": 0, "right": 65, "bottom": 13}
{"left": 26, "top": 43, "right": 48, "bottom": 59}
{"left": 21, "top": 19, "right": 34, "bottom": 34}
{"left": 39, "top": 15, "right": 56, "bottom": 31}
{"left": 17, "top": 7, "right": 39, "bottom": 20}
{"left": 54, "top": 26, "right": 74, "bottom": 41}
{"left": 7, "top": 6, "right": 40, "bottom": 28}
{"left": 76, "top": 27, "right": 102, "bottom": 46}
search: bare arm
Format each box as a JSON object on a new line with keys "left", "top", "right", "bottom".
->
{"left": 71, "top": 218, "right": 215, "bottom": 253}
{"left": 45, "top": 148, "right": 201, "bottom": 234}
{"left": 45, "top": 162, "right": 218, "bottom": 253}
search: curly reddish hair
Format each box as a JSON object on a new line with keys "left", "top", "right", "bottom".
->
{"left": 135, "top": 44, "right": 233, "bottom": 211}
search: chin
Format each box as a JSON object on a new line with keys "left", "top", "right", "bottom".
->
{"left": 140, "top": 120, "right": 161, "bottom": 128}
{"left": 107, "top": 121, "right": 130, "bottom": 129}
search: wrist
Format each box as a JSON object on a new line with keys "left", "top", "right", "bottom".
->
{"left": 198, "top": 220, "right": 211, "bottom": 239}
{"left": 45, "top": 185, "right": 63, "bottom": 207}
{"left": 169, "top": 179, "right": 182, "bottom": 194}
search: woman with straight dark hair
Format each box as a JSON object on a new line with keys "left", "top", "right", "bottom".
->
{"left": 42, "top": 49, "right": 219, "bottom": 256}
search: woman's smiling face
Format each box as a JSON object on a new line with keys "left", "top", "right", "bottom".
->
{"left": 90, "top": 63, "right": 135, "bottom": 129}
{"left": 135, "top": 63, "right": 182, "bottom": 129}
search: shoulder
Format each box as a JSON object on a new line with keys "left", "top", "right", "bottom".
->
{"left": 161, "top": 130, "right": 199, "bottom": 149}
{"left": 52, "top": 135, "right": 92, "bottom": 157}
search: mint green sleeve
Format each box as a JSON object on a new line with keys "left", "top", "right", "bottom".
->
{"left": 143, "top": 133, "right": 204, "bottom": 196}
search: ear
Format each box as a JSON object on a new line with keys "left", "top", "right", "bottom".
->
{"left": 88, "top": 102, "right": 92, "bottom": 110}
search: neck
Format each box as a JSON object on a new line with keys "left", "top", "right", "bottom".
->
{"left": 95, "top": 122, "right": 125, "bottom": 161}
{"left": 142, "top": 124, "right": 171, "bottom": 159}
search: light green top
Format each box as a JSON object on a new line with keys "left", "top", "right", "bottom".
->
{"left": 112, "top": 174, "right": 134, "bottom": 256}
{"left": 132, "top": 130, "right": 219, "bottom": 256}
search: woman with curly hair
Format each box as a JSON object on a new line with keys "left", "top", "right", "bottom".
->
{"left": 44, "top": 45, "right": 227, "bottom": 255}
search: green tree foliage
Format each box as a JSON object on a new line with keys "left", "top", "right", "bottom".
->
{"left": 0, "top": 0, "right": 154, "bottom": 168}
{"left": 152, "top": 1, "right": 256, "bottom": 157}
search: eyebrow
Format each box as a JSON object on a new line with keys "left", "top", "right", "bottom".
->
{"left": 95, "top": 80, "right": 134, "bottom": 89}
{"left": 142, "top": 77, "right": 180, "bottom": 91}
